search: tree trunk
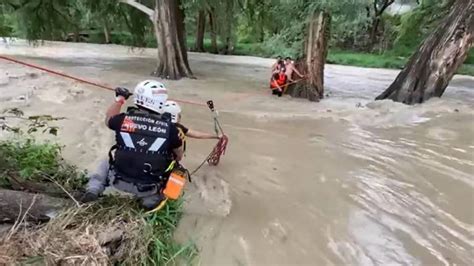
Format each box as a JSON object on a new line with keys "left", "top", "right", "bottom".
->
{"left": 0, "top": 189, "right": 70, "bottom": 223}
{"left": 370, "top": 17, "right": 381, "bottom": 46}
{"left": 369, "top": 0, "right": 395, "bottom": 48}
{"left": 222, "top": 37, "right": 234, "bottom": 55}
{"left": 194, "top": 10, "right": 206, "bottom": 52}
{"left": 221, "top": 0, "right": 235, "bottom": 55}
{"left": 73, "top": 28, "right": 80, "bottom": 43}
{"left": 103, "top": 20, "right": 111, "bottom": 44}
{"left": 120, "top": 0, "right": 192, "bottom": 79}
{"left": 375, "top": 0, "right": 473, "bottom": 104}
{"left": 286, "top": 12, "right": 330, "bottom": 102}
{"left": 151, "top": 0, "right": 193, "bottom": 79}
{"left": 258, "top": 21, "right": 265, "bottom": 42}
{"left": 208, "top": 7, "right": 218, "bottom": 54}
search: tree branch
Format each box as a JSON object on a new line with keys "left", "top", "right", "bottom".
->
{"left": 378, "top": 0, "right": 395, "bottom": 16}
{"left": 373, "top": 0, "right": 379, "bottom": 15}
{"left": 119, "top": 0, "right": 154, "bottom": 19}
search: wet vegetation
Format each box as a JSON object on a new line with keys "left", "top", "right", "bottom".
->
{"left": 0, "top": 133, "right": 196, "bottom": 264}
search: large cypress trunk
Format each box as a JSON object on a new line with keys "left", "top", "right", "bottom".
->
{"left": 152, "top": 0, "right": 193, "bottom": 79}
{"left": 287, "top": 11, "right": 330, "bottom": 102}
{"left": 375, "top": 0, "right": 473, "bottom": 104}
{"left": 194, "top": 10, "right": 206, "bottom": 52}
{"left": 120, "top": 0, "right": 193, "bottom": 79}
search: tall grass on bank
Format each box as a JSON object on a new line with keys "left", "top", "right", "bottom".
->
{"left": 0, "top": 139, "right": 197, "bottom": 265}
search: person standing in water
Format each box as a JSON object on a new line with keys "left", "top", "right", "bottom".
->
{"left": 271, "top": 56, "right": 285, "bottom": 74}
{"left": 270, "top": 67, "right": 288, "bottom": 97}
{"left": 284, "top": 57, "right": 304, "bottom": 82}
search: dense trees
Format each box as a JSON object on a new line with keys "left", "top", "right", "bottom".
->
{"left": 1, "top": 0, "right": 464, "bottom": 59}
{"left": 0, "top": 0, "right": 405, "bottom": 55}
{"left": 0, "top": 0, "right": 471, "bottom": 94}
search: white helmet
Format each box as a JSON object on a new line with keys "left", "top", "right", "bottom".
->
{"left": 133, "top": 80, "right": 168, "bottom": 114}
{"left": 164, "top": 100, "right": 181, "bottom": 123}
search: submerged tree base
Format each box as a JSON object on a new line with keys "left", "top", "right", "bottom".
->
{"left": 285, "top": 11, "right": 330, "bottom": 102}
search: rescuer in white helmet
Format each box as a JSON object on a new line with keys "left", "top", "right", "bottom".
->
{"left": 163, "top": 100, "right": 221, "bottom": 154}
{"left": 82, "top": 80, "right": 183, "bottom": 209}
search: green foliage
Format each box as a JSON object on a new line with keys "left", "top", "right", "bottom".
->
{"left": 1, "top": 108, "right": 63, "bottom": 135}
{"left": 1, "top": 0, "right": 471, "bottom": 75}
{"left": 0, "top": 139, "right": 87, "bottom": 190}
{"left": 327, "top": 50, "right": 473, "bottom": 76}
{"left": 328, "top": 50, "right": 406, "bottom": 69}
{"left": 9, "top": 0, "right": 80, "bottom": 41}
{"left": 465, "top": 50, "right": 474, "bottom": 65}
{"left": 457, "top": 64, "right": 474, "bottom": 76}
{"left": 146, "top": 199, "right": 198, "bottom": 264}
{"left": 0, "top": 0, "right": 152, "bottom": 46}
{"left": 393, "top": 0, "right": 452, "bottom": 57}
{"left": 0, "top": 5, "right": 14, "bottom": 36}
{"left": 251, "top": 0, "right": 374, "bottom": 58}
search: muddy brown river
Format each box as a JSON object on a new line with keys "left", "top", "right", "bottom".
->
{"left": 1, "top": 41, "right": 473, "bottom": 265}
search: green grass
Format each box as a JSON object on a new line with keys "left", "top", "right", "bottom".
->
{"left": 458, "top": 64, "right": 474, "bottom": 76}
{"left": 327, "top": 50, "right": 474, "bottom": 76}
{"left": 327, "top": 50, "right": 407, "bottom": 69}
{"left": 0, "top": 139, "right": 87, "bottom": 190}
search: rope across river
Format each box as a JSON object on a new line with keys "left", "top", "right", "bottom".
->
{"left": 0, "top": 55, "right": 207, "bottom": 107}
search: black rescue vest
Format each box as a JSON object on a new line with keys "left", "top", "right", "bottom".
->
{"left": 111, "top": 108, "right": 174, "bottom": 184}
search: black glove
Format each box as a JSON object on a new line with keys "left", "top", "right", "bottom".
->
{"left": 115, "top": 87, "right": 133, "bottom": 100}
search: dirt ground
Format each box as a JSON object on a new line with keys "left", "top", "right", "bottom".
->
{"left": 1, "top": 41, "right": 473, "bottom": 265}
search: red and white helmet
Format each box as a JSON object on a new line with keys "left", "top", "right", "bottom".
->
{"left": 164, "top": 100, "right": 181, "bottom": 123}
{"left": 133, "top": 80, "right": 168, "bottom": 114}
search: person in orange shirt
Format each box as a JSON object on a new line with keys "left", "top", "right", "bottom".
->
{"left": 270, "top": 67, "right": 288, "bottom": 97}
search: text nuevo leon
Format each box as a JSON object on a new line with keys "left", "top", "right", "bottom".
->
{"left": 127, "top": 123, "right": 167, "bottom": 134}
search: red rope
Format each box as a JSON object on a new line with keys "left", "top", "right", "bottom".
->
{"left": 0, "top": 55, "right": 114, "bottom": 90}
{"left": 0, "top": 55, "right": 207, "bottom": 107}
{"left": 207, "top": 135, "right": 228, "bottom": 166}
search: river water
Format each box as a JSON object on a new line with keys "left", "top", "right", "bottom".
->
{"left": 1, "top": 41, "right": 473, "bottom": 265}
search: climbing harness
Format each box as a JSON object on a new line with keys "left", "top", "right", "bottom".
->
{"left": 145, "top": 197, "right": 168, "bottom": 214}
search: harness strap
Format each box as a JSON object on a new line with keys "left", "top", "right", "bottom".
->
{"left": 108, "top": 144, "right": 118, "bottom": 168}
